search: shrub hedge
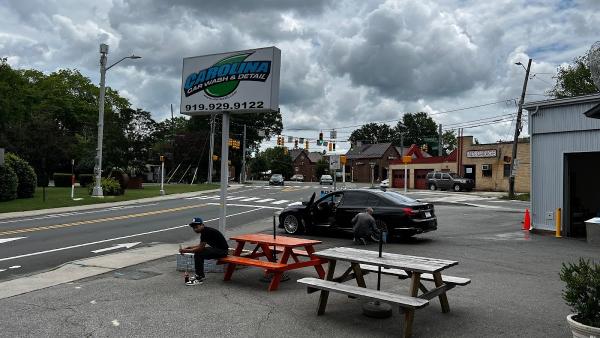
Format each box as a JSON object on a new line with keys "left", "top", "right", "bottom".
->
{"left": 0, "top": 165, "right": 18, "bottom": 201}
{"left": 78, "top": 174, "right": 94, "bottom": 187}
{"left": 53, "top": 173, "right": 73, "bottom": 187}
{"left": 88, "top": 177, "right": 123, "bottom": 196}
{"left": 5, "top": 153, "right": 37, "bottom": 198}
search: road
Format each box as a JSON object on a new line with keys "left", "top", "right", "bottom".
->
{"left": 0, "top": 181, "right": 529, "bottom": 282}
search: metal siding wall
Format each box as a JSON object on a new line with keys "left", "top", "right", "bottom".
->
{"left": 532, "top": 103, "right": 600, "bottom": 134}
{"left": 531, "top": 129, "right": 600, "bottom": 231}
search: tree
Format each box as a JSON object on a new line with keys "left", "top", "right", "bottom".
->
{"left": 547, "top": 55, "right": 599, "bottom": 98}
{"left": 315, "top": 159, "right": 330, "bottom": 178}
{"left": 394, "top": 112, "right": 438, "bottom": 148}
{"left": 256, "top": 147, "right": 293, "bottom": 179}
{"left": 349, "top": 123, "right": 394, "bottom": 145}
{"left": 441, "top": 130, "right": 457, "bottom": 156}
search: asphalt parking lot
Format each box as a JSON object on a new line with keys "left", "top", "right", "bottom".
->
{"left": 0, "top": 203, "right": 596, "bottom": 337}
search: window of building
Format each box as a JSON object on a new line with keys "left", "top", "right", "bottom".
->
{"left": 482, "top": 164, "right": 492, "bottom": 177}
{"left": 503, "top": 164, "right": 511, "bottom": 177}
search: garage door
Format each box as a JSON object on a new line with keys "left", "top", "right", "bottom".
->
{"left": 391, "top": 169, "right": 409, "bottom": 189}
{"left": 414, "top": 169, "right": 433, "bottom": 190}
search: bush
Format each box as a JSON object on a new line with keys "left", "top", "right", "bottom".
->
{"left": 560, "top": 258, "right": 600, "bottom": 327}
{"left": 0, "top": 165, "right": 18, "bottom": 201}
{"left": 53, "top": 173, "right": 73, "bottom": 187}
{"left": 108, "top": 168, "right": 129, "bottom": 191}
{"left": 4, "top": 153, "right": 37, "bottom": 198}
{"left": 78, "top": 174, "right": 94, "bottom": 187}
{"left": 88, "top": 177, "right": 123, "bottom": 196}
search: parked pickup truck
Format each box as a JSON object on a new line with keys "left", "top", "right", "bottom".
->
{"left": 426, "top": 172, "right": 474, "bottom": 192}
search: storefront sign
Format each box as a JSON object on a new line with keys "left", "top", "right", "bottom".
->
{"left": 181, "top": 47, "right": 280, "bottom": 115}
{"left": 466, "top": 149, "right": 497, "bottom": 158}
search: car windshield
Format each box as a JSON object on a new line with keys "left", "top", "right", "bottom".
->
{"left": 271, "top": 175, "right": 282, "bottom": 179}
{"left": 321, "top": 175, "right": 332, "bottom": 179}
{"left": 449, "top": 173, "right": 460, "bottom": 178}
{"left": 380, "top": 191, "right": 417, "bottom": 204}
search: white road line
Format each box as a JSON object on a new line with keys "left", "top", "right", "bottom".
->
{"left": 0, "top": 208, "right": 264, "bottom": 263}
{"left": 0, "top": 237, "right": 26, "bottom": 244}
{"left": 254, "top": 198, "right": 275, "bottom": 203}
{"left": 271, "top": 200, "right": 290, "bottom": 205}
{"left": 227, "top": 196, "right": 247, "bottom": 200}
{"left": 240, "top": 197, "right": 260, "bottom": 202}
{"left": 207, "top": 202, "right": 283, "bottom": 210}
{"left": 0, "top": 269, "right": 5, "bottom": 272}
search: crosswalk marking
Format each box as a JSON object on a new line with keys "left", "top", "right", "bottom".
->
{"left": 271, "top": 200, "right": 290, "bottom": 205}
{"left": 240, "top": 197, "right": 260, "bottom": 202}
{"left": 227, "top": 196, "right": 246, "bottom": 200}
{"left": 255, "top": 198, "right": 275, "bottom": 203}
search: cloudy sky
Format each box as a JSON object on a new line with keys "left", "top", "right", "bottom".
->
{"left": 1, "top": 0, "right": 599, "bottom": 151}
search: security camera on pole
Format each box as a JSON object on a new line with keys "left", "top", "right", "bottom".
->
{"left": 181, "top": 47, "right": 281, "bottom": 234}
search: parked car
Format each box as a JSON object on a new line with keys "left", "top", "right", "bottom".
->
{"left": 319, "top": 174, "right": 333, "bottom": 185}
{"left": 380, "top": 179, "right": 389, "bottom": 188}
{"left": 278, "top": 189, "right": 437, "bottom": 240}
{"left": 290, "top": 174, "right": 304, "bottom": 182}
{"left": 269, "top": 174, "right": 284, "bottom": 186}
{"left": 426, "top": 172, "right": 473, "bottom": 192}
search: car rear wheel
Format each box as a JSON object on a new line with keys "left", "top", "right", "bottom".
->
{"left": 453, "top": 184, "right": 461, "bottom": 192}
{"left": 429, "top": 184, "right": 436, "bottom": 191}
{"left": 283, "top": 214, "right": 303, "bottom": 235}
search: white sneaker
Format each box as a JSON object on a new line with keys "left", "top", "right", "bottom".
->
{"left": 186, "top": 278, "right": 203, "bottom": 286}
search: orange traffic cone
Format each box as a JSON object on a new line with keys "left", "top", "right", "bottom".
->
{"left": 522, "top": 209, "right": 531, "bottom": 231}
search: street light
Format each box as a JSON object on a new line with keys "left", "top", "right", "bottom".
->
{"left": 92, "top": 44, "right": 141, "bottom": 197}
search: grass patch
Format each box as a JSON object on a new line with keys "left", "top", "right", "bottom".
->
{"left": 0, "top": 183, "right": 220, "bottom": 214}
{"left": 500, "top": 193, "right": 530, "bottom": 201}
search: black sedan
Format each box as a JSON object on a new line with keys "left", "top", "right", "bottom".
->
{"left": 278, "top": 189, "right": 437, "bottom": 240}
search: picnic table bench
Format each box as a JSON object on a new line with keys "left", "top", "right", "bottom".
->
{"left": 298, "top": 247, "right": 470, "bottom": 338}
{"left": 217, "top": 233, "right": 326, "bottom": 291}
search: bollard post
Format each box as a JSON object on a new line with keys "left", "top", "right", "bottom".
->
{"left": 555, "top": 208, "right": 562, "bottom": 238}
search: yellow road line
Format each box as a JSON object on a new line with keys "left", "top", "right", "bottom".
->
{"left": 0, "top": 203, "right": 208, "bottom": 236}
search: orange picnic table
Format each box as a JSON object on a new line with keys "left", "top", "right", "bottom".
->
{"left": 220, "top": 233, "right": 327, "bottom": 291}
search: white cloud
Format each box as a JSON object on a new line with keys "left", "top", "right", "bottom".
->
{"left": 1, "top": 0, "right": 598, "bottom": 150}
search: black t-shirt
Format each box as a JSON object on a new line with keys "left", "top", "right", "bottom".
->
{"left": 200, "top": 226, "right": 229, "bottom": 250}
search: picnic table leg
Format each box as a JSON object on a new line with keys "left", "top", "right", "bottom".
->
{"left": 224, "top": 241, "right": 245, "bottom": 281}
{"left": 351, "top": 263, "right": 367, "bottom": 288}
{"left": 305, "top": 245, "right": 326, "bottom": 279}
{"left": 268, "top": 271, "right": 283, "bottom": 291}
{"left": 433, "top": 272, "right": 450, "bottom": 313}
{"left": 409, "top": 273, "right": 421, "bottom": 297}
{"left": 317, "top": 259, "right": 337, "bottom": 315}
{"left": 403, "top": 310, "right": 414, "bottom": 338}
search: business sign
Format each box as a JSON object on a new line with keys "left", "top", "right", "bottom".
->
{"left": 466, "top": 149, "right": 497, "bottom": 158}
{"left": 181, "top": 47, "right": 280, "bottom": 115}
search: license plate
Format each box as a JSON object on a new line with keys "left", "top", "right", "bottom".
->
{"left": 425, "top": 211, "right": 431, "bottom": 218}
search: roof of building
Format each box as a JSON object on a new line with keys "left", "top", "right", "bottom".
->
{"left": 346, "top": 143, "right": 396, "bottom": 159}
{"left": 522, "top": 93, "right": 600, "bottom": 111}
{"left": 289, "top": 149, "right": 304, "bottom": 161}
{"left": 307, "top": 152, "right": 323, "bottom": 163}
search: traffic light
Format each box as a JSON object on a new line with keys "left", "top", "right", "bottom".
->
{"left": 305, "top": 140, "right": 309, "bottom": 149}
{"left": 160, "top": 155, "right": 164, "bottom": 162}
{"left": 276, "top": 136, "right": 282, "bottom": 146}
{"left": 332, "top": 142, "right": 336, "bottom": 151}
{"left": 294, "top": 139, "right": 298, "bottom": 148}
{"left": 319, "top": 131, "right": 323, "bottom": 144}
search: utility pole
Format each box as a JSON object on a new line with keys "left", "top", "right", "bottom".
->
{"left": 509, "top": 58, "right": 532, "bottom": 198}
{"left": 207, "top": 114, "right": 215, "bottom": 183}
{"left": 438, "top": 124, "right": 443, "bottom": 156}
{"left": 241, "top": 124, "right": 247, "bottom": 183}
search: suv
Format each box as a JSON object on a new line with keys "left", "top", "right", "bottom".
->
{"left": 269, "top": 174, "right": 284, "bottom": 186}
{"left": 290, "top": 174, "right": 304, "bottom": 182}
{"left": 426, "top": 172, "right": 474, "bottom": 192}
{"left": 319, "top": 174, "right": 333, "bottom": 185}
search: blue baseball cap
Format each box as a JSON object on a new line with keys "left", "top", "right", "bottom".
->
{"left": 189, "top": 217, "right": 203, "bottom": 226}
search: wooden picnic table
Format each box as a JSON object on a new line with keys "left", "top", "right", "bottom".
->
{"left": 221, "top": 233, "right": 327, "bottom": 291}
{"left": 300, "top": 247, "right": 469, "bottom": 337}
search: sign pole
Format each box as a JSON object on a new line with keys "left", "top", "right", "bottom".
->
{"left": 160, "top": 156, "right": 165, "bottom": 196}
{"left": 404, "top": 163, "right": 408, "bottom": 193}
{"left": 71, "top": 159, "right": 75, "bottom": 199}
{"left": 219, "top": 111, "right": 230, "bottom": 234}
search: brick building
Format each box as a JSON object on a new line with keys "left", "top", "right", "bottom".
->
{"left": 346, "top": 143, "right": 401, "bottom": 183}
{"left": 388, "top": 145, "right": 457, "bottom": 189}
{"left": 290, "top": 149, "right": 322, "bottom": 182}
